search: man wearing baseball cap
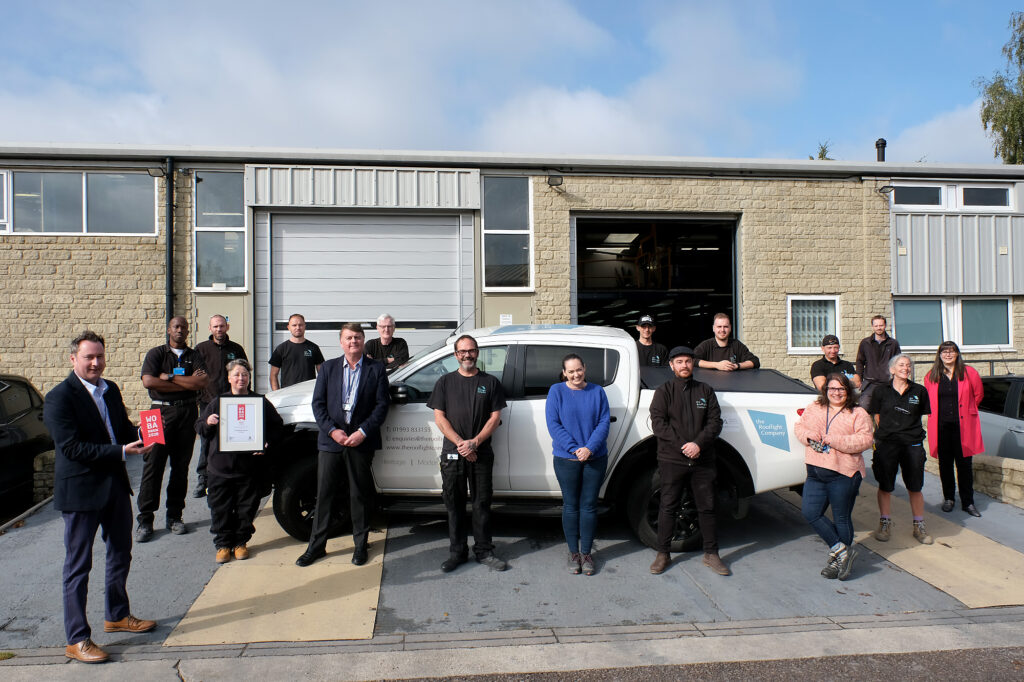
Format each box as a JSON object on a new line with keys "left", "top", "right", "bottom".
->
{"left": 635, "top": 314, "right": 668, "bottom": 367}
{"left": 810, "top": 335, "right": 860, "bottom": 391}
{"left": 648, "top": 345, "right": 729, "bottom": 576}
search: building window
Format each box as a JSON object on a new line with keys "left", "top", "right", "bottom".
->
{"left": 787, "top": 295, "right": 839, "bottom": 353}
{"left": 0, "top": 171, "right": 8, "bottom": 232}
{"left": 9, "top": 171, "right": 156, "bottom": 234}
{"left": 963, "top": 186, "right": 1009, "bottom": 207}
{"left": 893, "top": 185, "right": 942, "bottom": 207}
{"left": 482, "top": 176, "right": 532, "bottom": 290}
{"left": 194, "top": 171, "right": 245, "bottom": 289}
{"left": 893, "top": 297, "right": 1011, "bottom": 350}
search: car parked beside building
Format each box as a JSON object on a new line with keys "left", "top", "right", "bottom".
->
{"left": 0, "top": 374, "right": 53, "bottom": 516}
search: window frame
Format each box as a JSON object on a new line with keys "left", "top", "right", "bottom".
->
{"left": 890, "top": 181, "right": 1015, "bottom": 212}
{"left": 893, "top": 296, "right": 1013, "bottom": 352}
{"left": 0, "top": 170, "right": 9, "bottom": 233}
{"left": 192, "top": 169, "right": 248, "bottom": 292}
{"left": 786, "top": 294, "right": 841, "bottom": 355}
{"left": 6, "top": 169, "right": 158, "bottom": 236}
{"left": 958, "top": 183, "right": 1013, "bottom": 211}
{"left": 481, "top": 175, "right": 534, "bottom": 293}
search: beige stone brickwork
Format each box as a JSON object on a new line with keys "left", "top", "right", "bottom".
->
{"left": 0, "top": 174, "right": 196, "bottom": 418}
{"left": 531, "top": 175, "right": 1024, "bottom": 381}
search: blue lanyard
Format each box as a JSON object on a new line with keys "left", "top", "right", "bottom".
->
{"left": 824, "top": 406, "right": 842, "bottom": 434}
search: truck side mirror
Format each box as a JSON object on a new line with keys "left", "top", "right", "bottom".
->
{"left": 390, "top": 382, "right": 409, "bottom": 405}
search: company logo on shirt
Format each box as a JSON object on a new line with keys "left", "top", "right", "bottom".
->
{"left": 477, "top": 385, "right": 488, "bottom": 395}
{"left": 304, "top": 349, "right": 313, "bottom": 357}
{"left": 651, "top": 355, "right": 661, "bottom": 365}
{"left": 908, "top": 395, "right": 919, "bottom": 405}
{"left": 696, "top": 398, "right": 707, "bottom": 409}
{"left": 227, "top": 352, "right": 237, "bottom": 360}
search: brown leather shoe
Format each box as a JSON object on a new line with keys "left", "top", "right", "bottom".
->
{"left": 703, "top": 552, "right": 731, "bottom": 576}
{"left": 104, "top": 615, "right": 157, "bottom": 633}
{"left": 234, "top": 544, "right": 249, "bottom": 560}
{"left": 216, "top": 548, "right": 232, "bottom": 564}
{"left": 649, "top": 552, "right": 671, "bottom": 574}
{"left": 65, "top": 639, "right": 109, "bottom": 663}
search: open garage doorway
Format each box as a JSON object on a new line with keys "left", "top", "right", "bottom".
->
{"left": 573, "top": 216, "right": 737, "bottom": 349}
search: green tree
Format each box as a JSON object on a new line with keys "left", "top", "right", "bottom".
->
{"left": 977, "top": 11, "right": 1024, "bottom": 163}
{"left": 808, "top": 141, "right": 834, "bottom": 160}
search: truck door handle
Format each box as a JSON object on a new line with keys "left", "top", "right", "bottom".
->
{"left": 1009, "top": 426, "right": 1024, "bottom": 434}
{"left": 610, "top": 416, "right": 618, "bottom": 422}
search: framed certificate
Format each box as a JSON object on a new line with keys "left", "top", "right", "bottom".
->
{"left": 219, "top": 396, "right": 265, "bottom": 452}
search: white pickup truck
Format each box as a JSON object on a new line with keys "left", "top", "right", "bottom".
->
{"left": 267, "top": 325, "right": 816, "bottom": 551}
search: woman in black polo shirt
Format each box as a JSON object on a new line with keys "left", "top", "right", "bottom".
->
{"left": 867, "top": 354, "right": 933, "bottom": 544}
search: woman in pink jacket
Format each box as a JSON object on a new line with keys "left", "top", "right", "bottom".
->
{"left": 923, "top": 341, "right": 984, "bottom": 517}
{"left": 794, "top": 373, "right": 874, "bottom": 581}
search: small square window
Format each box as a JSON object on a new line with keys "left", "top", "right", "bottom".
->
{"left": 788, "top": 297, "right": 837, "bottom": 351}
{"left": 484, "top": 233, "right": 530, "bottom": 288}
{"left": 962, "top": 299, "right": 1009, "bottom": 346}
{"left": 893, "top": 300, "right": 943, "bottom": 347}
{"left": 14, "top": 172, "right": 82, "bottom": 233}
{"left": 893, "top": 186, "right": 942, "bottom": 206}
{"left": 196, "top": 231, "right": 245, "bottom": 287}
{"left": 196, "top": 171, "right": 244, "bottom": 227}
{"left": 483, "top": 176, "right": 529, "bottom": 231}
{"left": 963, "top": 187, "right": 1009, "bottom": 207}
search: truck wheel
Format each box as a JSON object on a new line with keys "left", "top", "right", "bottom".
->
{"left": 272, "top": 455, "right": 351, "bottom": 541}
{"left": 625, "top": 467, "right": 702, "bottom": 553}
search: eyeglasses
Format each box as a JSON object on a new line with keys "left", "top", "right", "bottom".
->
{"left": 940, "top": 349, "right": 958, "bottom": 355}
{"left": 827, "top": 387, "right": 847, "bottom": 393}
{"left": 455, "top": 349, "right": 479, "bottom": 357}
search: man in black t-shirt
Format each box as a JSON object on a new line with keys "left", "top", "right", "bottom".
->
{"left": 138, "top": 316, "right": 208, "bottom": 542}
{"left": 268, "top": 314, "right": 325, "bottom": 390}
{"left": 694, "top": 314, "right": 759, "bottom": 371}
{"left": 809, "top": 334, "right": 860, "bottom": 391}
{"left": 427, "top": 334, "right": 507, "bottom": 573}
{"left": 364, "top": 313, "right": 410, "bottom": 374}
{"left": 635, "top": 314, "right": 668, "bottom": 367}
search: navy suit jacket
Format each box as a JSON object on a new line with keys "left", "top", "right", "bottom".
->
{"left": 44, "top": 372, "right": 139, "bottom": 512}
{"left": 312, "top": 355, "right": 390, "bottom": 453}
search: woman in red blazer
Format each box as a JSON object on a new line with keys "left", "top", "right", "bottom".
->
{"left": 923, "top": 341, "right": 984, "bottom": 517}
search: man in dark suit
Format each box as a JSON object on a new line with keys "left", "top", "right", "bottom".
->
{"left": 296, "top": 322, "right": 390, "bottom": 567}
{"left": 43, "top": 331, "right": 157, "bottom": 664}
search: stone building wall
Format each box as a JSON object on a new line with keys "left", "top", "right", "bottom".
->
{"left": 0, "top": 174, "right": 195, "bottom": 419}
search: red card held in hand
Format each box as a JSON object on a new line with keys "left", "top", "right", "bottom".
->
{"left": 140, "top": 408, "right": 165, "bottom": 446}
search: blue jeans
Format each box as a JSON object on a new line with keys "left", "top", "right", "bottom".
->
{"left": 801, "top": 464, "right": 862, "bottom": 547}
{"left": 552, "top": 455, "right": 607, "bottom": 554}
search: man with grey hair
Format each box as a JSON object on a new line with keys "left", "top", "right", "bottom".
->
{"left": 364, "top": 313, "right": 410, "bottom": 374}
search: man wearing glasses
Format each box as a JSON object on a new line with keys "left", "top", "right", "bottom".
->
{"left": 364, "top": 313, "right": 410, "bottom": 374}
{"left": 427, "top": 335, "right": 508, "bottom": 573}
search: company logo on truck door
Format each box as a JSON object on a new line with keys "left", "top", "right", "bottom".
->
{"left": 747, "top": 410, "right": 790, "bottom": 452}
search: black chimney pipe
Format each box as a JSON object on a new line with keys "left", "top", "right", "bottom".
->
{"left": 875, "top": 138, "right": 886, "bottom": 162}
{"left": 165, "top": 156, "right": 175, "bottom": 324}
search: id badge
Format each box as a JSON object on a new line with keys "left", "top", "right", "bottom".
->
{"left": 445, "top": 453, "right": 459, "bottom": 461}
{"left": 173, "top": 367, "right": 185, "bottom": 376}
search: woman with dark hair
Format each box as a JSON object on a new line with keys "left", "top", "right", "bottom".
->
{"left": 196, "top": 359, "right": 284, "bottom": 563}
{"left": 545, "top": 353, "right": 611, "bottom": 576}
{"left": 924, "top": 341, "right": 984, "bottom": 517}
{"left": 794, "top": 372, "right": 873, "bottom": 581}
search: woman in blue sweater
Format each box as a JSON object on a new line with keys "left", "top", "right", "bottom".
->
{"left": 545, "top": 353, "right": 611, "bottom": 575}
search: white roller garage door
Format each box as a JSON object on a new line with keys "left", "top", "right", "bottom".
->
{"left": 254, "top": 211, "right": 474, "bottom": 391}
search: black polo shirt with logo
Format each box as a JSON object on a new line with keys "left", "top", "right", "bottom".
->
{"left": 868, "top": 381, "right": 930, "bottom": 444}
{"left": 141, "top": 344, "right": 207, "bottom": 403}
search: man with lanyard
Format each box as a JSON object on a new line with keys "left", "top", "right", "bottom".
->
{"left": 428, "top": 334, "right": 508, "bottom": 573}
{"left": 694, "top": 313, "right": 759, "bottom": 371}
{"left": 635, "top": 314, "right": 668, "bottom": 367}
{"left": 138, "top": 316, "right": 208, "bottom": 542}
{"left": 296, "top": 323, "right": 389, "bottom": 567}
{"left": 193, "top": 314, "right": 247, "bottom": 498}
{"left": 269, "top": 313, "right": 325, "bottom": 390}
{"left": 649, "top": 346, "right": 729, "bottom": 577}
{"left": 855, "top": 315, "right": 901, "bottom": 409}
{"left": 364, "top": 313, "right": 410, "bottom": 374}
{"left": 810, "top": 334, "right": 860, "bottom": 391}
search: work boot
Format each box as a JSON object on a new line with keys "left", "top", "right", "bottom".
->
{"left": 216, "top": 548, "right": 231, "bottom": 564}
{"left": 874, "top": 517, "right": 892, "bottom": 542}
{"left": 135, "top": 522, "right": 153, "bottom": 543}
{"left": 477, "top": 553, "right": 507, "bottom": 571}
{"left": 821, "top": 550, "right": 841, "bottom": 579}
{"left": 193, "top": 478, "right": 207, "bottom": 498}
{"left": 234, "top": 544, "right": 250, "bottom": 560}
{"left": 837, "top": 544, "right": 858, "bottom": 581}
{"left": 649, "top": 552, "right": 670, "bottom": 574}
{"left": 703, "top": 552, "right": 731, "bottom": 576}
{"left": 912, "top": 521, "right": 934, "bottom": 545}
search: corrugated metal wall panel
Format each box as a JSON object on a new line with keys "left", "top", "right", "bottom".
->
{"left": 893, "top": 211, "right": 1024, "bottom": 295}
{"left": 244, "top": 164, "right": 480, "bottom": 209}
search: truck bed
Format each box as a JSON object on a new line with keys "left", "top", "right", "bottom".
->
{"left": 640, "top": 367, "right": 816, "bottom": 395}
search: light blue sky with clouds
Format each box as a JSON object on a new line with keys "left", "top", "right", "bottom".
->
{"left": 1, "top": 1, "right": 1021, "bottom": 163}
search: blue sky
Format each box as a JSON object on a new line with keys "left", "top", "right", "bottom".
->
{"left": 0, "top": 1, "right": 1021, "bottom": 163}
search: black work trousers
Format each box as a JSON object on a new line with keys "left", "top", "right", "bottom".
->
{"left": 206, "top": 474, "right": 262, "bottom": 549}
{"left": 440, "top": 451, "right": 495, "bottom": 559}
{"left": 656, "top": 458, "right": 718, "bottom": 553}
{"left": 937, "top": 420, "right": 975, "bottom": 507}
{"left": 137, "top": 403, "right": 197, "bottom": 525}
{"left": 306, "top": 447, "right": 376, "bottom": 554}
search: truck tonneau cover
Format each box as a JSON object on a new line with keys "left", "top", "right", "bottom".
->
{"left": 640, "top": 367, "right": 815, "bottom": 395}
